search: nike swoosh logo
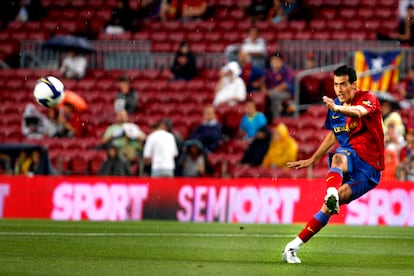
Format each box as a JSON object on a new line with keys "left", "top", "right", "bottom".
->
{"left": 326, "top": 176, "right": 334, "bottom": 182}
{"left": 332, "top": 115, "right": 339, "bottom": 119}
{"left": 307, "top": 226, "right": 315, "bottom": 233}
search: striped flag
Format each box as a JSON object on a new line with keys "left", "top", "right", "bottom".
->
{"left": 354, "top": 50, "right": 401, "bottom": 92}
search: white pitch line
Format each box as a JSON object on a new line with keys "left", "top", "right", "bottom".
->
{"left": 0, "top": 232, "right": 412, "bottom": 239}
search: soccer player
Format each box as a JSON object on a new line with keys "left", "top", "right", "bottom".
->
{"left": 282, "top": 65, "right": 385, "bottom": 263}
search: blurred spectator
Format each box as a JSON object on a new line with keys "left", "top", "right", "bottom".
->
{"left": 44, "top": 108, "right": 61, "bottom": 137}
{"left": 180, "top": 0, "right": 208, "bottom": 21}
{"left": 241, "top": 26, "right": 267, "bottom": 60}
{"left": 384, "top": 120, "right": 405, "bottom": 156}
{"left": 101, "top": 110, "right": 146, "bottom": 163}
{"left": 238, "top": 49, "right": 266, "bottom": 92}
{"left": 378, "top": 4, "right": 414, "bottom": 46}
{"left": 304, "top": 52, "right": 317, "bottom": 70}
{"left": 170, "top": 41, "right": 197, "bottom": 81}
{"left": 213, "top": 61, "right": 247, "bottom": 107}
{"left": 240, "top": 125, "right": 271, "bottom": 166}
{"left": 114, "top": 75, "right": 138, "bottom": 114}
{"left": 14, "top": 150, "right": 30, "bottom": 175}
{"left": 402, "top": 155, "right": 414, "bottom": 180}
{"left": 98, "top": 143, "right": 132, "bottom": 176}
{"left": 398, "top": 65, "right": 414, "bottom": 108}
{"left": 143, "top": 119, "right": 178, "bottom": 177}
{"left": 264, "top": 51, "right": 295, "bottom": 119}
{"left": 382, "top": 148, "right": 399, "bottom": 181}
{"left": 189, "top": 105, "right": 222, "bottom": 153}
{"left": 21, "top": 103, "right": 50, "bottom": 139}
{"left": 397, "top": 126, "right": 414, "bottom": 180}
{"left": 137, "top": 0, "right": 163, "bottom": 20}
{"left": 268, "top": 0, "right": 305, "bottom": 23}
{"left": 239, "top": 99, "right": 268, "bottom": 140}
{"left": 246, "top": 0, "right": 273, "bottom": 21}
{"left": 59, "top": 49, "right": 88, "bottom": 80}
{"left": 105, "top": 0, "right": 135, "bottom": 34}
{"left": 159, "top": 0, "right": 180, "bottom": 21}
{"left": 14, "top": 0, "right": 45, "bottom": 22}
{"left": 261, "top": 123, "right": 298, "bottom": 169}
{"left": 177, "top": 139, "right": 206, "bottom": 177}
{"left": 55, "top": 103, "right": 85, "bottom": 138}
{"left": 380, "top": 95, "right": 405, "bottom": 142}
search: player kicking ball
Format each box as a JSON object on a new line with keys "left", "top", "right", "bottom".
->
{"left": 282, "top": 65, "right": 385, "bottom": 263}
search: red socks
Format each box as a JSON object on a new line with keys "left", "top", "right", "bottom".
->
{"left": 298, "top": 211, "right": 330, "bottom": 243}
{"left": 326, "top": 168, "right": 343, "bottom": 189}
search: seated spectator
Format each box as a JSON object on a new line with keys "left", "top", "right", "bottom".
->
{"left": 105, "top": 0, "right": 135, "bottom": 34}
{"left": 170, "top": 41, "right": 197, "bottom": 81}
{"left": 399, "top": 154, "right": 414, "bottom": 180}
{"left": 14, "top": 150, "right": 31, "bottom": 175}
{"left": 213, "top": 61, "right": 247, "bottom": 107}
{"left": 238, "top": 49, "right": 266, "bottom": 92}
{"left": 21, "top": 103, "right": 51, "bottom": 139}
{"left": 239, "top": 99, "right": 268, "bottom": 140}
{"left": 98, "top": 143, "right": 132, "bottom": 176}
{"left": 114, "top": 75, "right": 138, "bottom": 114}
{"left": 101, "top": 110, "right": 146, "bottom": 163}
{"left": 240, "top": 125, "right": 271, "bottom": 166}
{"left": 241, "top": 26, "right": 267, "bottom": 60}
{"left": 382, "top": 148, "right": 399, "bottom": 181}
{"left": 14, "top": 0, "right": 45, "bottom": 22}
{"left": 397, "top": 125, "right": 414, "bottom": 180}
{"left": 380, "top": 96, "right": 405, "bottom": 142}
{"left": 246, "top": 0, "right": 273, "bottom": 21}
{"left": 378, "top": 4, "right": 414, "bottom": 46}
{"left": 137, "top": 0, "right": 163, "bottom": 20}
{"left": 264, "top": 51, "right": 295, "bottom": 119}
{"left": 59, "top": 49, "right": 88, "bottom": 80}
{"left": 177, "top": 139, "right": 206, "bottom": 177}
{"left": 159, "top": 0, "right": 180, "bottom": 21}
{"left": 398, "top": 65, "right": 414, "bottom": 108}
{"left": 189, "top": 105, "right": 222, "bottom": 153}
{"left": 180, "top": 0, "right": 208, "bottom": 21}
{"left": 268, "top": 0, "right": 305, "bottom": 23}
{"left": 261, "top": 123, "right": 298, "bottom": 169}
{"left": 56, "top": 102, "right": 85, "bottom": 138}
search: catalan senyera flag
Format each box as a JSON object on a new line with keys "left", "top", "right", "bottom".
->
{"left": 354, "top": 50, "right": 402, "bottom": 92}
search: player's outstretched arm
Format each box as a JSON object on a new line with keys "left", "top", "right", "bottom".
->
{"left": 322, "top": 96, "right": 368, "bottom": 118}
{"left": 286, "top": 131, "right": 336, "bottom": 170}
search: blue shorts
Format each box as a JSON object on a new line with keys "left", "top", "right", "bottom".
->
{"left": 329, "top": 147, "right": 381, "bottom": 201}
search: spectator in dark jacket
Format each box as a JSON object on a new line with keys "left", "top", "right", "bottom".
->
{"left": 171, "top": 41, "right": 197, "bottom": 80}
{"left": 240, "top": 125, "right": 271, "bottom": 166}
{"left": 98, "top": 144, "right": 132, "bottom": 176}
{"left": 114, "top": 75, "right": 138, "bottom": 114}
{"left": 189, "top": 105, "right": 222, "bottom": 153}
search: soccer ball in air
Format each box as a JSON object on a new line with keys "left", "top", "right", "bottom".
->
{"left": 33, "top": 76, "right": 65, "bottom": 108}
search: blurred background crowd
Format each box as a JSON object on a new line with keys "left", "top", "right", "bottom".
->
{"left": 1, "top": 0, "right": 414, "bottom": 181}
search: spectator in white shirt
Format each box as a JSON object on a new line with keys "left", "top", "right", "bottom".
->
{"left": 59, "top": 49, "right": 88, "bottom": 80}
{"left": 213, "top": 61, "right": 247, "bottom": 107}
{"left": 143, "top": 119, "right": 178, "bottom": 177}
{"left": 241, "top": 26, "right": 267, "bottom": 58}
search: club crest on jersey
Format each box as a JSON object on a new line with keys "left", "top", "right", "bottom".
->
{"left": 362, "top": 100, "right": 372, "bottom": 107}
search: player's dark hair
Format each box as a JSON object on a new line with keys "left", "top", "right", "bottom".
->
{"left": 334, "top": 65, "right": 357, "bottom": 84}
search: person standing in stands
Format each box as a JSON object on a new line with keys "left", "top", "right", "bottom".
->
{"left": 282, "top": 65, "right": 384, "bottom": 264}
{"left": 143, "top": 119, "right": 178, "bottom": 177}
{"left": 264, "top": 51, "right": 295, "bottom": 119}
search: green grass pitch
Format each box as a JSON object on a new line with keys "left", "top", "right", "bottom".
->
{"left": 0, "top": 220, "right": 413, "bottom": 275}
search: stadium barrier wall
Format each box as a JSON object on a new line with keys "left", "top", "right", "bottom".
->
{"left": 0, "top": 176, "right": 413, "bottom": 226}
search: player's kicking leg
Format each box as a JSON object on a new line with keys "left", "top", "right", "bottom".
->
{"left": 282, "top": 155, "right": 347, "bottom": 263}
